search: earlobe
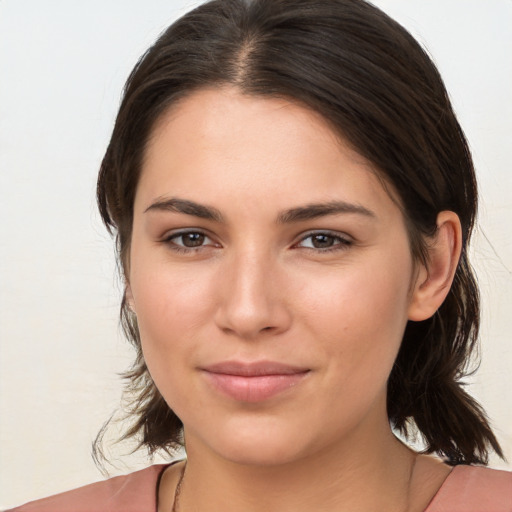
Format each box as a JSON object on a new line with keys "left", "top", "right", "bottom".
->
{"left": 408, "top": 211, "right": 462, "bottom": 321}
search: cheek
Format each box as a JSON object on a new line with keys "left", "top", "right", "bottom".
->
{"left": 130, "top": 272, "right": 209, "bottom": 416}
{"left": 296, "top": 258, "right": 412, "bottom": 380}
{"left": 128, "top": 251, "right": 218, "bottom": 388}
{"left": 133, "top": 266, "right": 213, "bottom": 340}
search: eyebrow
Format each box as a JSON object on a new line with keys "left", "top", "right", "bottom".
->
{"left": 144, "top": 197, "right": 224, "bottom": 222}
{"left": 144, "top": 197, "right": 375, "bottom": 223}
{"left": 276, "top": 201, "right": 376, "bottom": 223}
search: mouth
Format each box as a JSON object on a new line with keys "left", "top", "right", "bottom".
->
{"left": 200, "top": 361, "right": 310, "bottom": 402}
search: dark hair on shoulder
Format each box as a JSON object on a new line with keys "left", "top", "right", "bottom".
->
{"left": 96, "top": 0, "right": 503, "bottom": 466}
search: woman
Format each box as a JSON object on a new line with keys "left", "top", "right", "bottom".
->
{"left": 8, "top": 0, "right": 511, "bottom": 510}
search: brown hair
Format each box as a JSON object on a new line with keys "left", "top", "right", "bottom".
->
{"left": 96, "top": 0, "right": 503, "bottom": 465}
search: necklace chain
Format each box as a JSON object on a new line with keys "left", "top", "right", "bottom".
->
{"left": 170, "top": 454, "right": 416, "bottom": 512}
{"left": 171, "top": 463, "right": 186, "bottom": 512}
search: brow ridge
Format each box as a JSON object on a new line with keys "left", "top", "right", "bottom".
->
{"left": 144, "top": 197, "right": 375, "bottom": 224}
{"left": 144, "top": 197, "right": 223, "bottom": 222}
{"left": 277, "top": 201, "right": 375, "bottom": 223}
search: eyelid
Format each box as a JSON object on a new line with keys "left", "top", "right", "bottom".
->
{"left": 293, "top": 229, "right": 353, "bottom": 250}
{"left": 159, "top": 228, "right": 352, "bottom": 252}
{"left": 161, "top": 228, "right": 220, "bottom": 250}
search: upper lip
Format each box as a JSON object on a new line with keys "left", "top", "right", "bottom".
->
{"left": 201, "top": 361, "right": 310, "bottom": 377}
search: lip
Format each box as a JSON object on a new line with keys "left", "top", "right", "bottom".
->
{"left": 201, "top": 361, "right": 310, "bottom": 402}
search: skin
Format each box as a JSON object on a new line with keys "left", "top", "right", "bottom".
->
{"left": 127, "top": 88, "right": 461, "bottom": 512}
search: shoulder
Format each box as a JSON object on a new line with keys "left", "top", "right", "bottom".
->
{"left": 426, "top": 465, "right": 512, "bottom": 512}
{"left": 6, "top": 464, "right": 169, "bottom": 512}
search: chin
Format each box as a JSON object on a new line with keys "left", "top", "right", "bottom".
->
{"left": 215, "top": 438, "right": 308, "bottom": 467}
{"left": 186, "top": 415, "right": 323, "bottom": 467}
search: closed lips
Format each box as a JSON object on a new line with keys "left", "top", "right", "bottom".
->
{"left": 201, "top": 361, "right": 310, "bottom": 402}
{"left": 201, "top": 361, "right": 310, "bottom": 376}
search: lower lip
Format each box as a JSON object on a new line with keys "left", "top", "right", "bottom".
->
{"left": 203, "top": 372, "right": 309, "bottom": 402}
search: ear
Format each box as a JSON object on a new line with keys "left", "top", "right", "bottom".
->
{"left": 408, "top": 211, "right": 462, "bottom": 321}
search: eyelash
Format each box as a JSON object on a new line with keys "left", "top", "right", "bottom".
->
{"left": 161, "top": 230, "right": 352, "bottom": 254}
{"left": 162, "top": 230, "right": 217, "bottom": 254}
{"left": 295, "top": 231, "right": 352, "bottom": 253}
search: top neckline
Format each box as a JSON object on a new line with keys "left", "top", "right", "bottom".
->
{"left": 155, "top": 461, "right": 459, "bottom": 512}
{"left": 423, "top": 464, "right": 458, "bottom": 511}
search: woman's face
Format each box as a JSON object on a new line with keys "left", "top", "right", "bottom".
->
{"left": 128, "top": 88, "right": 423, "bottom": 465}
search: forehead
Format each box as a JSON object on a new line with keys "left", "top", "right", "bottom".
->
{"left": 137, "top": 87, "right": 401, "bottom": 222}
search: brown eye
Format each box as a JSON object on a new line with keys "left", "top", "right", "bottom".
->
{"left": 311, "top": 234, "right": 336, "bottom": 248}
{"left": 180, "top": 232, "right": 205, "bottom": 247}
{"left": 164, "top": 230, "right": 215, "bottom": 251}
{"left": 296, "top": 231, "right": 352, "bottom": 252}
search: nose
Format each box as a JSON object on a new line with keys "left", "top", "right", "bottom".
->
{"left": 214, "top": 248, "right": 292, "bottom": 339}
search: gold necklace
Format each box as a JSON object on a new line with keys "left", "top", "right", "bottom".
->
{"left": 170, "top": 455, "right": 417, "bottom": 512}
{"left": 171, "top": 463, "right": 186, "bottom": 512}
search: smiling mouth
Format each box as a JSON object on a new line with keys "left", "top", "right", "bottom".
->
{"left": 200, "top": 361, "right": 310, "bottom": 402}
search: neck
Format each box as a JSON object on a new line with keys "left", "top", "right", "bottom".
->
{"left": 178, "top": 423, "right": 417, "bottom": 512}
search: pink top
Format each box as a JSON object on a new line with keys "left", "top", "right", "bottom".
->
{"left": 425, "top": 465, "right": 512, "bottom": 512}
{"left": 7, "top": 465, "right": 167, "bottom": 512}
{"left": 7, "top": 464, "right": 512, "bottom": 512}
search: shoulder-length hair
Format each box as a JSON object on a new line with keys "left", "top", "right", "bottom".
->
{"left": 96, "top": 0, "right": 503, "bottom": 465}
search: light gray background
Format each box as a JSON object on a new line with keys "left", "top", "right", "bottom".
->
{"left": 1, "top": 0, "right": 511, "bottom": 508}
